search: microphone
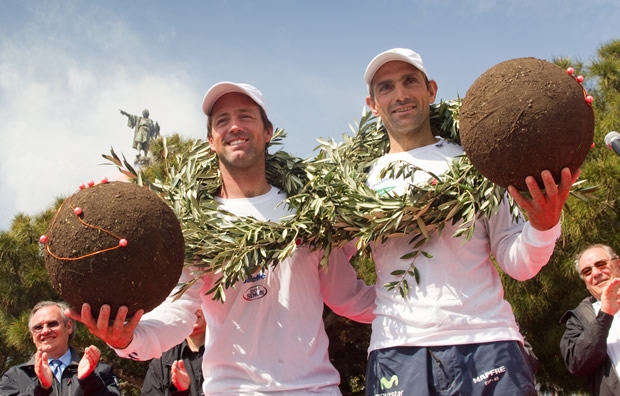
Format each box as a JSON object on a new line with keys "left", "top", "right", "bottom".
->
{"left": 604, "top": 131, "right": 620, "bottom": 156}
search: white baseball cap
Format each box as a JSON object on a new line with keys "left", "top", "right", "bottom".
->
{"left": 364, "top": 48, "right": 428, "bottom": 90}
{"left": 201, "top": 82, "right": 266, "bottom": 116}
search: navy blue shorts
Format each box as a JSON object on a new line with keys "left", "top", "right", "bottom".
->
{"left": 365, "top": 341, "right": 537, "bottom": 396}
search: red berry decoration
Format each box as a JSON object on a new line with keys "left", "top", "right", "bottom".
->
{"left": 586, "top": 95, "right": 593, "bottom": 104}
{"left": 43, "top": 182, "right": 184, "bottom": 318}
{"left": 566, "top": 67, "right": 575, "bottom": 75}
{"left": 577, "top": 75, "right": 584, "bottom": 83}
{"left": 101, "top": 177, "right": 109, "bottom": 184}
{"left": 39, "top": 235, "right": 48, "bottom": 244}
{"left": 79, "top": 183, "right": 86, "bottom": 190}
{"left": 87, "top": 180, "right": 95, "bottom": 187}
{"left": 74, "top": 207, "right": 83, "bottom": 216}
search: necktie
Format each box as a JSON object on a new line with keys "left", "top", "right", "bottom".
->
{"left": 50, "top": 359, "right": 64, "bottom": 383}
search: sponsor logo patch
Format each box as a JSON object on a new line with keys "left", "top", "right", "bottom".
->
{"left": 472, "top": 365, "right": 506, "bottom": 385}
{"left": 243, "top": 285, "right": 268, "bottom": 301}
{"left": 244, "top": 272, "right": 266, "bottom": 283}
{"left": 380, "top": 375, "right": 399, "bottom": 390}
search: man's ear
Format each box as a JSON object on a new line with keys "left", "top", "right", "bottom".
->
{"left": 264, "top": 126, "right": 274, "bottom": 143}
{"left": 610, "top": 257, "right": 620, "bottom": 278}
{"left": 66, "top": 319, "right": 73, "bottom": 335}
{"left": 428, "top": 80, "right": 439, "bottom": 103}
{"left": 366, "top": 96, "right": 379, "bottom": 116}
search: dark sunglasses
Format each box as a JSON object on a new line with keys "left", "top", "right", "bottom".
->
{"left": 580, "top": 258, "right": 618, "bottom": 279}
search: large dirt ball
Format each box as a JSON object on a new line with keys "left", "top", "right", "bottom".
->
{"left": 459, "top": 57, "right": 594, "bottom": 191}
{"left": 44, "top": 181, "right": 185, "bottom": 318}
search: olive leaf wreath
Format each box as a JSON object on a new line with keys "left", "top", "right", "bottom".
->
{"left": 104, "top": 100, "right": 595, "bottom": 302}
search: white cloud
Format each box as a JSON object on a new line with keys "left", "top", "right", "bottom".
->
{"left": 0, "top": 3, "right": 202, "bottom": 230}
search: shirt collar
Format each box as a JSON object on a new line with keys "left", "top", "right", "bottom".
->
{"left": 48, "top": 348, "right": 72, "bottom": 367}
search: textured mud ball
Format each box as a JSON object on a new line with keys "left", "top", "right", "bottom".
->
{"left": 44, "top": 181, "right": 184, "bottom": 318}
{"left": 459, "top": 57, "right": 594, "bottom": 191}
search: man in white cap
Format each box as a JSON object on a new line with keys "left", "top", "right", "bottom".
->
{"left": 362, "top": 48, "right": 579, "bottom": 395}
{"left": 67, "top": 81, "right": 376, "bottom": 395}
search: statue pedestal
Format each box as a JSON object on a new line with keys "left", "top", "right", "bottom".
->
{"left": 133, "top": 156, "right": 150, "bottom": 168}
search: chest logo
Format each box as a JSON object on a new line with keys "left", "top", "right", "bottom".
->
{"left": 243, "top": 285, "right": 268, "bottom": 301}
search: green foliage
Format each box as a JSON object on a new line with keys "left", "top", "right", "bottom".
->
{"left": 0, "top": 209, "right": 60, "bottom": 374}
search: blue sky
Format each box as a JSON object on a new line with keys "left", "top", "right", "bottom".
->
{"left": 1, "top": 0, "right": 619, "bottom": 230}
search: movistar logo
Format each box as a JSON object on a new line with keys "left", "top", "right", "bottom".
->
{"left": 380, "top": 375, "right": 399, "bottom": 390}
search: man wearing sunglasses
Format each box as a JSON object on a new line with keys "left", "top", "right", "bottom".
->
{"left": 561, "top": 244, "right": 620, "bottom": 395}
{"left": 0, "top": 301, "right": 120, "bottom": 395}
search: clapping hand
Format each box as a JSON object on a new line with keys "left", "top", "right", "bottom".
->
{"left": 171, "top": 360, "right": 191, "bottom": 391}
{"left": 34, "top": 350, "right": 54, "bottom": 389}
{"left": 600, "top": 278, "right": 620, "bottom": 316}
{"left": 77, "top": 345, "right": 101, "bottom": 379}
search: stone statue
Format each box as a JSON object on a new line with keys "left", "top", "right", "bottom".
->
{"left": 120, "top": 109, "right": 160, "bottom": 160}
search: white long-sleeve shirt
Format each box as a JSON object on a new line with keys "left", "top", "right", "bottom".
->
{"left": 115, "top": 186, "right": 376, "bottom": 395}
{"left": 366, "top": 139, "right": 560, "bottom": 351}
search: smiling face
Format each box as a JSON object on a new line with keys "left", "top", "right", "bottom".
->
{"left": 366, "top": 61, "right": 438, "bottom": 153}
{"left": 29, "top": 305, "right": 72, "bottom": 359}
{"left": 208, "top": 92, "right": 273, "bottom": 172}
{"left": 578, "top": 246, "right": 618, "bottom": 300}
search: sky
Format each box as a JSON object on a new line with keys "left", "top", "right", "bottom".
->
{"left": 1, "top": 0, "right": 619, "bottom": 231}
